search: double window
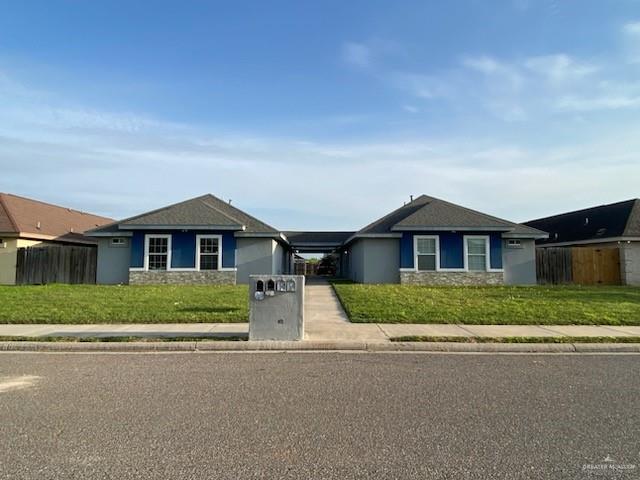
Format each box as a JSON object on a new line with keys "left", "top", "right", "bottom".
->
{"left": 197, "top": 235, "right": 220, "bottom": 271}
{"left": 415, "top": 236, "right": 439, "bottom": 271}
{"left": 146, "top": 235, "right": 170, "bottom": 271}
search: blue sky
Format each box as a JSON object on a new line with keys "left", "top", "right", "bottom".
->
{"left": 1, "top": 0, "right": 639, "bottom": 230}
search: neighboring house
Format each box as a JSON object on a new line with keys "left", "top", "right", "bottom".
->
{"left": 87, "top": 194, "right": 291, "bottom": 285}
{"left": 0, "top": 193, "right": 113, "bottom": 285}
{"left": 339, "top": 195, "right": 547, "bottom": 285}
{"left": 524, "top": 199, "right": 640, "bottom": 286}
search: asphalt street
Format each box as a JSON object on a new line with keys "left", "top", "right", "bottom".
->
{"left": 0, "top": 352, "right": 638, "bottom": 479}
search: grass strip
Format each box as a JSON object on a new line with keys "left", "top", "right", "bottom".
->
{"left": 0, "top": 335, "right": 248, "bottom": 342}
{"left": 331, "top": 283, "right": 640, "bottom": 325}
{"left": 391, "top": 335, "right": 640, "bottom": 343}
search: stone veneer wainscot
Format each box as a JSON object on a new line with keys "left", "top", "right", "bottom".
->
{"left": 400, "top": 271, "right": 504, "bottom": 286}
{"left": 129, "top": 270, "right": 236, "bottom": 285}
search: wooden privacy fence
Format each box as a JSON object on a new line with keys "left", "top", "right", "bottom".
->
{"left": 16, "top": 245, "right": 97, "bottom": 285}
{"left": 536, "top": 247, "right": 621, "bottom": 285}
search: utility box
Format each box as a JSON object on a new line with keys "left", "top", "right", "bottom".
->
{"left": 249, "top": 275, "right": 305, "bottom": 341}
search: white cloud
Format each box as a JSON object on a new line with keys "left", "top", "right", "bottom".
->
{"left": 623, "top": 21, "right": 640, "bottom": 36}
{"left": 622, "top": 21, "right": 640, "bottom": 63}
{"left": 2, "top": 61, "right": 640, "bottom": 228}
{"left": 556, "top": 94, "right": 640, "bottom": 111}
{"left": 342, "top": 42, "right": 372, "bottom": 68}
{"left": 524, "top": 54, "right": 598, "bottom": 83}
{"left": 402, "top": 105, "right": 419, "bottom": 113}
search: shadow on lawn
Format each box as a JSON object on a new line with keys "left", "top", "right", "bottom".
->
{"left": 176, "top": 306, "right": 243, "bottom": 314}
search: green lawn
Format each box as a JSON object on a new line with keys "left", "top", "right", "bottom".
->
{"left": 0, "top": 284, "right": 248, "bottom": 323}
{"left": 332, "top": 284, "right": 640, "bottom": 325}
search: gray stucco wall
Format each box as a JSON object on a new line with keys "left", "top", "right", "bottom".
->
{"left": 362, "top": 238, "right": 400, "bottom": 284}
{"left": 236, "top": 238, "right": 276, "bottom": 284}
{"left": 96, "top": 238, "right": 131, "bottom": 284}
{"left": 621, "top": 242, "right": 640, "bottom": 286}
{"left": 347, "top": 238, "right": 400, "bottom": 284}
{"left": 502, "top": 239, "right": 537, "bottom": 285}
{"left": 272, "top": 242, "right": 284, "bottom": 275}
{"left": 347, "top": 239, "right": 365, "bottom": 283}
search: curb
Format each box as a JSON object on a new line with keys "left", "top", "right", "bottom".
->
{"left": 1, "top": 341, "right": 640, "bottom": 353}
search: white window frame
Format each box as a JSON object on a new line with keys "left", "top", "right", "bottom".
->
{"left": 464, "top": 235, "right": 504, "bottom": 272}
{"left": 196, "top": 234, "right": 222, "bottom": 271}
{"left": 110, "top": 237, "right": 127, "bottom": 247}
{"left": 144, "top": 234, "right": 172, "bottom": 271}
{"left": 506, "top": 239, "right": 522, "bottom": 248}
{"left": 413, "top": 235, "right": 440, "bottom": 272}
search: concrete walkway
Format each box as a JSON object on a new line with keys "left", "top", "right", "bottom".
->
{"left": 304, "top": 277, "right": 386, "bottom": 342}
{"left": 3, "top": 322, "right": 639, "bottom": 341}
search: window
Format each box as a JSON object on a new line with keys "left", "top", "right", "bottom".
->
{"left": 111, "top": 237, "right": 126, "bottom": 247}
{"left": 146, "top": 235, "right": 170, "bottom": 271}
{"left": 466, "top": 237, "right": 488, "bottom": 271}
{"left": 415, "top": 236, "right": 438, "bottom": 271}
{"left": 197, "top": 235, "right": 221, "bottom": 271}
{"left": 506, "top": 239, "right": 522, "bottom": 248}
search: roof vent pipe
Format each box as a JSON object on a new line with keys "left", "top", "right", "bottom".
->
{"left": 410, "top": 195, "right": 414, "bottom": 202}
{"left": 228, "top": 199, "right": 232, "bottom": 205}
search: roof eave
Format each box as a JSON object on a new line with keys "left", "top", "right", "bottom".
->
{"left": 390, "top": 225, "right": 513, "bottom": 232}
{"left": 121, "top": 224, "right": 245, "bottom": 230}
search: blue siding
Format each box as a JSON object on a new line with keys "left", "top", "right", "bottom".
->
{"left": 399, "top": 231, "right": 503, "bottom": 270}
{"left": 400, "top": 233, "right": 414, "bottom": 269}
{"left": 130, "top": 232, "right": 144, "bottom": 268}
{"left": 221, "top": 232, "right": 236, "bottom": 269}
{"left": 126, "top": 230, "right": 236, "bottom": 269}
{"left": 439, "top": 232, "right": 464, "bottom": 269}
{"left": 490, "top": 233, "right": 503, "bottom": 269}
{"left": 171, "top": 231, "right": 196, "bottom": 268}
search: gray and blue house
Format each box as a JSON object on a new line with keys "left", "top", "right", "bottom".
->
{"left": 87, "top": 193, "right": 546, "bottom": 285}
{"left": 87, "top": 194, "right": 291, "bottom": 285}
{"left": 339, "top": 195, "right": 547, "bottom": 285}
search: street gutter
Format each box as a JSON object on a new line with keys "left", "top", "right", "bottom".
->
{"left": 2, "top": 340, "right": 640, "bottom": 353}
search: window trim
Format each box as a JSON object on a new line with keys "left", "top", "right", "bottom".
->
{"left": 463, "top": 235, "right": 491, "bottom": 272}
{"left": 144, "top": 234, "right": 172, "bottom": 271}
{"left": 413, "top": 235, "right": 440, "bottom": 272}
{"left": 196, "top": 234, "right": 222, "bottom": 271}
{"left": 110, "top": 237, "right": 127, "bottom": 247}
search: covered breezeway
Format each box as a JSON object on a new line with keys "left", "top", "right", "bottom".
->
{"left": 283, "top": 231, "right": 354, "bottom": 278}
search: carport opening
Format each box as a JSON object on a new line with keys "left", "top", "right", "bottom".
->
{"left": 284, "top": 231, "right": 354, "bottom": 280}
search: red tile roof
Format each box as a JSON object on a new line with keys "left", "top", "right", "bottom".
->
{"left": 0, "top": 193, "right": 113, "bottom": 242}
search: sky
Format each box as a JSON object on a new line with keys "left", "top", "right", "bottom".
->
{"left": 1, "top": 0, "right": 639, "bottom": 230}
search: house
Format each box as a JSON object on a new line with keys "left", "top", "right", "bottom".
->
{"left": 339, "top": 195, "right": 547, "bottom": 285}
{"left": 524, "top": 199, "right": 640, "bottom": 286}
{"left": 87, "top": 194, "right": 292, "bottom": 285}
{"left": 88, "top": 193, "right": 546, "bottom": 286}
{"left": 0, "top": 193, "right": 113, "bottom": 285}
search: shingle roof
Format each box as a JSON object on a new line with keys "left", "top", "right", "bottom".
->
{"left": 355, "top": 195, "right": 546, "bottom": 237}
{"left": 524, "top": 199, "right": 640, "bottom": 245}
{"left": 90, "top": 194, "right": 279, "bottom": 234}
{"left": 0, "top": 193, "right": 113, "bottom": 241}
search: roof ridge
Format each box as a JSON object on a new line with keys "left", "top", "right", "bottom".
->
{"left": 526, "top": 198, "right": 639, "bottom": 224}
{"left": 0, "top": 192, "right": 112, "bottom": 222}
{"left": 114, "top": 194, "right": 212, "bottom": 225}
{"left": 0, "top": 193, "right": 19, "bottom": 233}
{"left": 407, "top": 194, "right": 517, "bottom": 228}
{"left": 355, "top": 195, "right": 427, "bottom": 234}
{"left": 199, "top": 196, "right": 245, "bottom": 226}
{"left": 205, "top": 194, "right": 279, "bottom": 233}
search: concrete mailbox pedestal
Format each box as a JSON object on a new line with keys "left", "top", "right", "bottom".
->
{"left": 249, "top": 275, "right": 305, "bottom": 341}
